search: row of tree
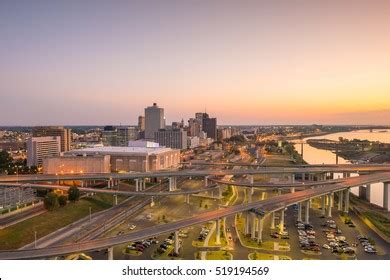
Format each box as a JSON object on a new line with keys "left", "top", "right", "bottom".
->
{"left": 43, "top": 186, "right": 80, "bottom": 211}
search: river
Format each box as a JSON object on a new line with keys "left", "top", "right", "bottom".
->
{"left": 293, "top": 129, "right": 390, "bottom": 207}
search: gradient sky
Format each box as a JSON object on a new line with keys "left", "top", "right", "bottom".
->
{"left": 1, "top": 0, "right": 390, "bottom": 125}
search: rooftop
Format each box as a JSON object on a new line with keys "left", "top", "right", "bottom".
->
{"left": 67, "top": 146, "right": 176, "bottom": 156}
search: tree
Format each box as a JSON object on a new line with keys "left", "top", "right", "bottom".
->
{"left": 44, "top": 192, "right": 59, "bottom": 211}
{"left": 58, "top": 195, "right": 67, "bottom": 207}
{"left": 68, "top": 186, "right": 80, "bottom": 202}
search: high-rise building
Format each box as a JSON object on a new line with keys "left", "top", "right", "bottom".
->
{"left": 138, "top": 115, "right": 145, "bottom": 131}
{"left": 202, "top": 114, "right": 217, "bottom": 140}
{"left": 117, "top": 126, "right": 138, "bottom": 146}
{"left": 145, "top": 103, "right": 165, "bottom": 140}
{"left": 188, "top": 118, "right": 201, "bottom": 137}
{"left": 154, "top": 128, "right": 188, "bottom": 150}
{"left": 27, "top": 136, "right": 61, "bottom": 167}
{"left": 102, "top": 126, "right": 117, "bottom": 146}
{"left": 32, "top": 126, "right": 71, "bottom": 152}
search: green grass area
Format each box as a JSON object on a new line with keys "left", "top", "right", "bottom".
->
{"left": 206, "top": 251, "right": 232, "bottom": 260}
{"left": 363, "top": 211, "right": 390, "bottom": 238}
{"left": 0, "top": 194, "right": 117, "bottom": 250}
{"left": 249, "top": 252, "right": 291, "bottom": 260}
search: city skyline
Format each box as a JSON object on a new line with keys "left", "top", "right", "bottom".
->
{"left": 1, "top": 0, "right": 390, "bottom": 125}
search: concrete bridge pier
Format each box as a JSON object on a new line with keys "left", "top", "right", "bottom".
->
{"left": 150, "top": 196, "right": 155, "bottom": 207}
{"left": 358, "top": 184, "right": 371, "bottom": 201}
{"left": 279, "top": 209, "right": 285, "bottom": 233}
{"left": 107, "top": 179, "right": 113, "bottom": 188}
{"left": 384, "top": 182, "right": 390, "bottom": 211}
{"left": 143, "top": 179, "right": 147, "bottom": 190}
{"left": 251, "top": 212, "right": 256, "bottom": 239}
{"left": 321, "top": 196, "right": 326, "bottom": 216}
{"left": 108, "top": 247, "right": 114, "bottom": 260}
{"left": 257, "top": 217, "right": 264, "bottom": 243}
{"left": 245, "top": 212, "right": 250, "bottom": 235}
{"left": 291, "top": 174, "right": 295, "bottom": 184}
{"left": 297, "top": 202, "right": 302, "bottom": 222}
{"left": 216, "top": 219, "right": 221, "bottom": 245}
{"left": 291, "top": 187, "right": 295, "bottom": 194}
{"left": 304, "top": 200, "right": 310, "bottom": 224}
{"left": 277, "top": 189, "right": 282, "bottom": 196}
{"left": 135, "top": 179, "right": 139, "bottom": 192}
{"left": 344, "top": 188, "right": 350, "bottom": 213}
{"left": 185, "top": 194, "right": 190, "bottom": 204}
{"left": 327, "top": 193, "right": 332, "bottom": 217}
{"left": 218, "top": 185, "right": 223, "bottom": 198}
{"left": 174, "top": 230, "right": 180, "bottom": 255}
{"left": 338, "top": 191, "right": 343, "bottom": 211}
{"left": 301, "top": 173, "right": 305, "bottom": 181}
{"left": 169, "top": 177, "right": 175, "bottom": 191}
{"left": 204, "top": 176, "right": 209, "bottom": 187}
{"left": 249, "top": 175, "right": 254, "bottom": 185}
{"left": 270, "top": 212, "right": 276, "bottom": 229}
{"left": 113, "top": 194, "right": 118, "bottom": 206}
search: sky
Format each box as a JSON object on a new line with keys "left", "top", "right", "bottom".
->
{"left": 1, "top": 0, "right": 390, "bottom": 125}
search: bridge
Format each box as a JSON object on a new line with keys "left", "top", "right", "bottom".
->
{"left": 0, "top": 171, "right": 389, "bottom": 259}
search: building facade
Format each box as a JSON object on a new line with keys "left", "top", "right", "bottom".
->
{"left": 27, "top": 136, "right": 61, "bottom": 167}
{"left": 154, "top": 128, "right": 188, "bottom": 150}
{"left": 145, "top": 103, "right": 165, "bottom": 140}
{"left": 43, "top": 154, "right": 111, "bottom": 174}
{"left": 32, "top": 126, "right": 71, "bottom": 152}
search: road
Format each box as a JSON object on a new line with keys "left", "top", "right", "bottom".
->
{"left": 1, "top": 170, "right": 390, "bottom": 259}
{"left": 1, "top": 164, "right": 390, "bottom": 183}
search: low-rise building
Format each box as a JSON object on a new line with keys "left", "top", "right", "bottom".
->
{"left": 42, "top": 154, "right": 111, "bottom": 174}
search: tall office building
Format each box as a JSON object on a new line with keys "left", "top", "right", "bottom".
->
{"left": 203, "top": 116, "right": 217, "bottom": 140}
{"left": 102, "top": 126, "right": 117, "bottom": 146}
{"left": 188, "top": 118, "right": 201, "bottom": 137}
{"left": 117, "top": 126, "right": 138, "bottom": 146}
{"left": 145, "top": 103, "right": 165, "bottom": 140}
{"left": 138, "top": 116, "right": 145, "bottom": 131}
{"left": 27, "top": 136, "right": 61, "bottom": 167}
{"left": 154, "top": 128, "right": 188, "bottom": 150}
{"left": 32, "top": 126, "right": 71, "bottom": 152}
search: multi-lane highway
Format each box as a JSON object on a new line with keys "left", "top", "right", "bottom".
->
{"left": 1, "top": 171, "right": 389, "bottom": 259}
{"left": 1, "top": 164, "right": 390, "bottom": 183}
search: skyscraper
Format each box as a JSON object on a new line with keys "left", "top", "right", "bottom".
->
{"left": 32, "top": 126, "right": 71, "bottom": 152}
{"left": 154, "top": 128, "right": 188, "bottom": 150}
{"left": 145, "top": 103, "right": 165, "bottom": 140}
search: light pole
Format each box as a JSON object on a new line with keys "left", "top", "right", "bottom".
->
{"left": 34, "top": 231, "right": 37, "bottom": 248}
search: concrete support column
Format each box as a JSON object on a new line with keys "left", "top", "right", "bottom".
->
{"left": 135, "top": 179, "right": 139, "bottom": 192}
{"left": 251, "top": 213, "right": 256, "bottom": 238}
{"left": 279, "top": 209, "right": 285, "bottom": 233}
{"left": 257, "top": 217, "right": 264, "bottom": 243}
{"left": 344, "top": 188, "right": 350, "bottom": 213}
{"left": 270, "top": 212, "right": 275, "bottom": 229}
{"left": 277, "top": 189, "right": 282, "bottom": 196}
{"left": 301, "top": 173, "right": 305, "bottom": 181}
{"left": 174, "top": 230, "right": 180, "bottom": 255}
{"left": 108, "top": 247, "right": 114, "bottom": 260}
{"left": 204, "top": 176, "right": 208, "bottom": 187}
{"left": 80, "top": 181, "right": 84, "bottom": 188}
{"left": 143, "top": 179, "right": 147, "bottom": 190}
{"left": 218, "top": 185, "right": 222, "bottom": 198}
{"left": 291, "top": 187, "right": 295, "bottom": 194}
{"left": 150, "top": 196, "right": 155, "bottom": 207}
{"left": 185, "top": 194, "right": 190, "bottom": 204}
{"left": 383, "top": 182, "right": 390, "bottom": 211}
{"left": 247, "top": 189, "right": 252, "bottom": 203}
{"left": 365, "top": 184, "right": 371, "bottom": 202}
{"left": 138, "top": 179, "right": 143, "bottom": 191}
{"left": 113, "top": 195, "right": 118, "bottom": 206}
{"left": 245, "top": 212, "right": 250, "bottom": 235}
{"left": 216, "top": 219, "right": 221, "bottom": 245}
{"left": 249, "top": 175, "right": 254, "bottom": 185}
{"left": 297, "top": 203, "right": 302, "bottom": 222}
{"left": 304, "top": 200, "right": 310, "bottom": 224}
{"left": 291, "top": 174, "right": 295, "bottom": 184}
{"left": 169, "top": 177, "right": 174, "bottom": 191}
{"left": 338, "top": 191, "right": 343, "bottom": 211}
{"left": 321, "top": 196, "right": 326, "bottom": 216}
{"left": 327, "top": 193, "right": 332, "bottom": 217}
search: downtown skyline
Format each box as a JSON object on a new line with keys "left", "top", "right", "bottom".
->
{"left": 1, "top": 0, "right": 390, "bottom": 125}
